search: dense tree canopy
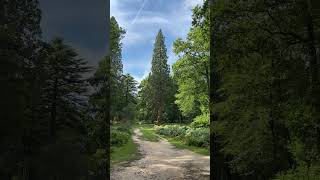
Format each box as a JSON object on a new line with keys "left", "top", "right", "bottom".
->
{"left": 88, "top": 16, "right": 137, "bottom": 178}
{"left": 0, "top": 1, "right": 104, "bottom": 179}
{"left": 3, "top": 0, "right": 320, "bottom": 179}
{"left": 210, "top": 0, "right": 320, "bottom": 179}
{"left": 172, "top": 4, "right": 210, "bottom": 124}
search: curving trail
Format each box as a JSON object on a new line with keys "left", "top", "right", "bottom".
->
{"left": 111, "top": 128, "right": 210, "bottom": 180}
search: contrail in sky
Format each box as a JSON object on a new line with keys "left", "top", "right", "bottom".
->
{"left": 130, "top": 0, "right": 148, "bottom": 25}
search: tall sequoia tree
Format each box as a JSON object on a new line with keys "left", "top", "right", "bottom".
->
{"left": 149, "top": 30, "right": 170, "bottom": 124}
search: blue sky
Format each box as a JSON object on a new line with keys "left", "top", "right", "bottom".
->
{"left": 111, "top": 0, "right": 203, "bottom": 83}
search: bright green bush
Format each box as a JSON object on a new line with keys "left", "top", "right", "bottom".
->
{"left": 190, "top": 113, "right": 209, "bottom": 128}
{"left": 111, "top": 129, "right": 130, "bottom": 147}
{"left": 154, "top": 124, "right": 209, "bottom": 148}
{"left": 185, "top": 128, "right": 209, "bottom": 147}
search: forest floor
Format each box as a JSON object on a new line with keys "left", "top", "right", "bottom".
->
{"left": 110, "top": 128, "right": 210, "bottom": 180}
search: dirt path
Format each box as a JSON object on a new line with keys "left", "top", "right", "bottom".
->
{"left": 111, "top": 128, "right": 210, "bottom": 180}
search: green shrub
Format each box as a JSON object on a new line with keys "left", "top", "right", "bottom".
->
{"left": 111, "top": 129, "right": 130, "bottom": 147}
{"left": 185, "top": 128, "right": 209, "bottom": 147}
{"left": 112, "top": 122, "right": 132, "bottom": 133}
{"left": 154, "top": 124, "right": 209, "bottom": 148}
{"left": 113, "top": 125, "right": 130, "bottom": 134}
{"left": 190, "top": 113, "right": 209, "bottom": 128}
{"left": 154, "top": 125, "right": 188, "bottom": 137}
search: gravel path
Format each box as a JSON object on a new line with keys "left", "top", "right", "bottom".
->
{"left": 111, "top": 128, "right": 210, "bottom": 180}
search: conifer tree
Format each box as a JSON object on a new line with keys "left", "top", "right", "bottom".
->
{"left": 44, "top": 38, "right": 90, "bottom": 138}
{"left": 149, "top": 30, "right": 170, "bottom": 124}
{"left": 110, "top": 16, "right": 126, "bottom": 121}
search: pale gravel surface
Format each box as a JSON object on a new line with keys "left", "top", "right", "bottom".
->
{"left": 111, "top": 128, "right": 210, "bottom": 180}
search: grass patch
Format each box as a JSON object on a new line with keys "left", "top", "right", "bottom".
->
{"left": 167, "top": 137, "right": 210, "bottom": 156}
{"left": 111, "top": 136, "right": 138, "bottom": 164}
{"left": 137, "top": 124, "right": 159, "bottom": 142}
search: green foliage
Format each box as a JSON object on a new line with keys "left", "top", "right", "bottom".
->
{"left": 154, "top": 124, "right": 209, "bottom": 148}
{"left": 111, "top": 128, "right": 130, "bottom": 148}
{"left": 0, "top": 0, "right": 43, "bottom": 178}
{"left": 173, "top": 17, "right": 209, "bottom": 122}
{"left": 273, "top": 165, "right": 320, "bottom": 180}
{"left": 166, "top": 138, "right": 210, "bottom": 156}
{"left": 88, "top": 17, "right": 138, "bottom": 176}
{"left": 110, "top": 123, "right": 138, "bottom": 165}
{"left": 210, "top": 0, "right": 320, "bottom": 179}
{"left": 45, "top": 38, "right": 90, "bottom": 134}
{"left": 137, "top": 32, "right": 181, "bottom": 124}
{"left": 155, "top": 125, "right": 188, "bottom": 137}
{"left": 110, "top": 136, "right": 138, "bottom": 164}
{"left": 90, "top": 17, "right": 137, "bottom": 124}
{"left": 136, "top": 76, "right": 153, "bottom": 122}
{"left": 1, "top": 10, "right": 92, "bottom": 176}
{"left": 190, "top": 113, "right": 209, "bottom": 128}
{"left": 148, "top": 30, "right": 172, "bottom": 124}
{"left": 185, "top": 128, "right": 210, "bottom": 147}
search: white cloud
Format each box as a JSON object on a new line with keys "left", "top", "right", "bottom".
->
{"left": 167, "top": 44, "right": 177, "bottom": 66}
{"left": 134, "top": 72, "right": 148, "bottom": 83}
{"left": 124, "top": 59, "right": 151, "bottom": 71}
{"left": 111, "top": 0, "right": 203, "bottom": 47}
{"left": 133, "top": 16, "right": 169, "bottom": 25}
{"left": 110, "top": 0, "right": 203, "bottom": 82}
{"left": 184, "top": 0, "right": 203, "bottom": 10}
{"left": 131, "top": 0, "right": 149, "bottom": 25}
{"left": 132, "top": 68, "right": 150, "bottom": 83}
{"left": 122, "top": 31, "right": 145, "bottom": 45}
{"left": 123, "top": 58, "right": 151, "bottom": 83}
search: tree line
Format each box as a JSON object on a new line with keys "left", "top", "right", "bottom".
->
{"left": 136, "top": 7, "right": 210, "bottom": 127}
{"left": 210, "top": 0, "right": 320, "bottom": 179}
{"left": 2, "top": 0, "right": 320, "bottom": 179}
{"left": 0, "top": 1, "right": 115, "bottom": 179}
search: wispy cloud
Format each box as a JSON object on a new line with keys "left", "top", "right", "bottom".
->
{"left": 131, "top": 0, "right": 149, "bottom": 25}
{"left": 110, "top": 0, "right": 203, "bottom": 82}
{"left": 111, "top": 0, "right": 202, "bottom": 47}
{"left": 184, "top": 0, "right": 203, "bottom": 9}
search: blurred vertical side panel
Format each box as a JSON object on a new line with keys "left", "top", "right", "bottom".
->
{"left": 0, "top": 0, "right": 110, "bottom": 179}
